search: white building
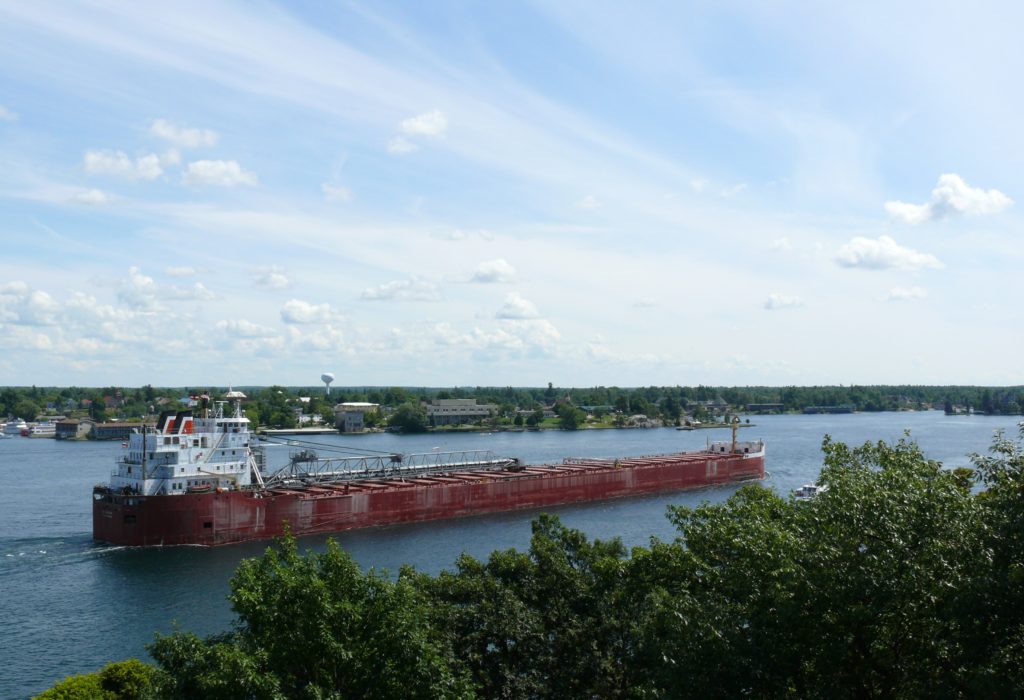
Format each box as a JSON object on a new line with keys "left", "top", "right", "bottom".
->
{"left": 425, "top": 399, "right": 498, "bottom": 426}
{"left": 333, "top": 402, "right": 380, "bottom": 433}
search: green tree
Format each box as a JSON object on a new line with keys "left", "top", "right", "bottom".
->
{"left": 36, "top": 659, "right": 155, "bottom": 700}
{"left": 389, "top": 402, "right": 429, "bottom": 433}
{"left": 525, "top": 408, "right": 544, "bottom": 427}
{"left": 13, "top": 398, "right": 40, "bottom": 421}
{"left": 150, "top": 537, "right": 472, "bottom": 699}
{"left": 555, "top": 402, "right": 585, "bottom": 430}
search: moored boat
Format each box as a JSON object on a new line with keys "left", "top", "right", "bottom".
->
{"left": 93, "top": 395, "right": 766, "bottom": 547}
{"left": 27, "top": 422, "right": 57, "bottom": 438}
{"left": 4, "top": 419, "right": 28, "bottom": 436}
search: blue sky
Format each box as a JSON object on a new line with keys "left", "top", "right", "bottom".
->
{"left": 0, "top": 1, "right": 1020, "bottom": 387}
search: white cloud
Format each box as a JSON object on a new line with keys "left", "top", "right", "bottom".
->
{"left": 496, "top": 292, "right": 540, "bottom": 319}
{"left": 689, "top": 178, "right": 708, "bottom": 193}
{"left": 0, "top": 282, "right": 60, "bottom": 325}
{"left": 183, "top": 160, "right": 257, "bottom": 186}
{"left": 64, "top": 291, "right": 134, "bottom": 323}
{"left": 576, "top": 194, "right": 601, "bottom": 209}
{"left": 400, "top": 109, "right": 448, "bottom": 137}
{"left": 254, "top": 268, "right": 290, "bottom": 289}
{"left": 447, "top": 228, "right": 495, "bottom": 241}
{"left": 632, "top": 298, "right": 658, "bottom": 308}
{"left": 284, "top": 323, "right": 346, "bottom": 351}
{"left": 170, "top": 282, "right": 215, "bottom": 301}
{"left": 150, "top": 118, "right": 218, "bottom": 148}
{"left": 71, "top": 188, "right": 110, "bottom": 205}
{"left": 886, "top": 286, "right": 928, "bottom": 302}
{"left": 160, "top": 149, "right": 182, "bottom": 166}
{"left": 215, "top": 319, "right": 277, "bottom": 338}
{"left": 321, "top": 183, "right": 352, "bottom": 202}
{"left": 0, "top": 105, "right": 18, "bottom": 122}
{"left": 763, "top": 293, "right": 803, "bottom": 310}
{"left": 165, "top": 266, "right": 196, "bottom": 277}
{"left": 835, "top": 235, "right": 943, "bottom": 271}
{"left": 360, "top": 278, "right": 440, "bottom": 302}
{"left": 84, "top": 150, "right": 162, "bottom": 180}
{"left": 281, "top": 299, "right": 337, "bottom": 324}
{"left": 470, "top": 258, "right": 517, "bottom": 283}
{"left": 0, "top": 326, "right": 53, "bottom": 351}
{"left": 387, "top": 136, "right": 418, "bottom": 154}
{"left": 117, "top": 267, "right": 159, "bottom": 310}
{"left": 885, "top": 173, "right": 1012, "bottom": 224}
{"left": 769, "top": 237, "right": 792, "bottom": 251}
{"left": 720, "top": 183, "right": 748, "bottom": 197}
{"left": 432, "top": 318, "right": 560, "bottom": 355}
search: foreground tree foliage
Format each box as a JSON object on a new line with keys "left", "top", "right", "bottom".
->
{"left": 46, "top": 429, "right": 1024, "bottom": 698}
{"left": 35, "top": 659, "right": 154, "bottom": 700}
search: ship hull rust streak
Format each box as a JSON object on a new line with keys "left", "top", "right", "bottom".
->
{"left": 94, "top": 451, "right": 764, "bottom": 547}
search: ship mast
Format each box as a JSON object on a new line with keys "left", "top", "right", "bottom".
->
{"left": 141, "top": 424, "right": 147, "bottom": 485}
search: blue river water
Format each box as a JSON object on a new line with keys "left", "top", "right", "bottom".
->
{"left": 0, "top": 411, "right": 1020, "bottom": 698}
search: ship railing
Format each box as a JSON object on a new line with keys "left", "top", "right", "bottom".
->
{"left": 263, "top": 450, "right": 518, "bottom": 487}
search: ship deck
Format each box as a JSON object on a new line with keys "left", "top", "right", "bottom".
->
{"left": 259, "top": 449, "right": 759, "bottom": 500}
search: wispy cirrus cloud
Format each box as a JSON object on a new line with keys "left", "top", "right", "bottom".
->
{"left": 360, "top": 278, "right": 440, "bottom": 302}
{"left": 165, "top": 267, "right": 196, "bottom": 278}
{"left": 321, "top": 183, "right": 352, "bottom": 202}
{"left": 886, "top": 286, "right": 927, "bottom": 302}
{"left": 71, "top": 188, "right": 110, "bottom": 205}
{"left": 386, "top": 136, "right": 418, "bottom": 155}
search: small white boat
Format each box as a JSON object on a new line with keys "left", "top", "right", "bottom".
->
{"left": 794, "top": 483, "right": 828, "bottom": 500}
{"left": 3, "top": 419, "right": 28, "bottom": 436}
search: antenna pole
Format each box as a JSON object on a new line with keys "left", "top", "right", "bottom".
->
{"left": 141, "top": 424, "right": 148, "bottom": 486}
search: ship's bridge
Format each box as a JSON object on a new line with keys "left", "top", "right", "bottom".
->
{"left": 104, "top": 400, "right": 257, "bottom": 497}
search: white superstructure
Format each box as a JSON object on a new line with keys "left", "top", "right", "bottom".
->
{"left": 107, "top": 397, "right": 260, "bottom": 497}
{"left": 27, "top": 422, "right": 56, "bottom": 438}
{"left": 4, "top": 419, "right": 28, "bottom": 436}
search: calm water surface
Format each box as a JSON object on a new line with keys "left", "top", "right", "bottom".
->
{"left": 0, "top": 411, "right": 1019, "bottom": 698}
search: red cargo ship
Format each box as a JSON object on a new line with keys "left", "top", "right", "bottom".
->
{"left": 93, "top": 395, "right": 765, "bottom": 547}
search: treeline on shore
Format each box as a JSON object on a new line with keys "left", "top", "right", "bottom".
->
{"left": 4, "top": 383, "right": 1024, "bottom": 427}
{"left": 38, "top": 429, "right": 1024, "bottom": 699}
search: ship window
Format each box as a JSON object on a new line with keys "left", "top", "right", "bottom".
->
{"left": 203, "top": 521, "right": 212, "bottom": 529}
{"left": 123, "top": 515, "right": 136, "bottom": 524}
{"left": 127, "top": 466, "right": 132, "bottom": 474}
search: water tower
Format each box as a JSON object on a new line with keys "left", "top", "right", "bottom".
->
{"left": 321, "top": 372, "right": 335, "bottom": 396}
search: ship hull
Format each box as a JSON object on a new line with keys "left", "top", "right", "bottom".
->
{"left": 93, "top": 451, "right": 764, "bottom": 547}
